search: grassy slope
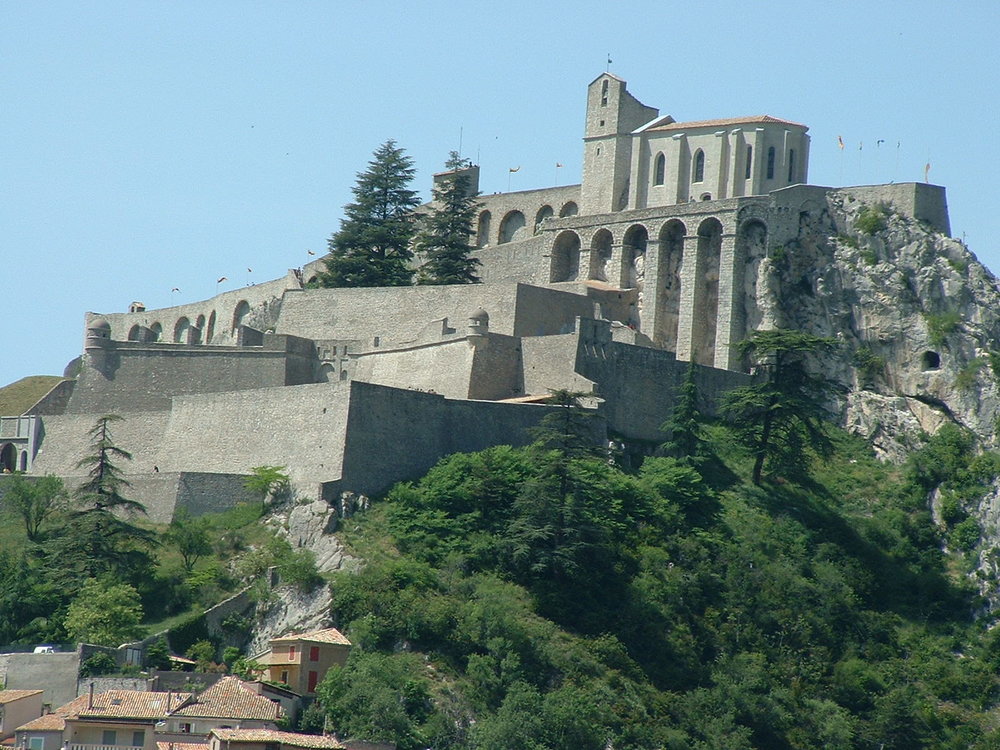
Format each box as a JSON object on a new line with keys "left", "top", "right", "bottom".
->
{"left": 0, "top": 376, "right": 66, "bottom": 415}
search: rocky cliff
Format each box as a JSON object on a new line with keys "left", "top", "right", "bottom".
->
{"left": 759, "top": 189, "right": 1000, "bottom": 460}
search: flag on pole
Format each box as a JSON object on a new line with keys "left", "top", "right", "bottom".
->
{"left": 307, "top": 249, "right": 316, "bottom": 255}
{"left": 556, "top": 163, "right": 564, "bottom": 168}
{"left": 837, "top": 135, "right": 844, "bottom": 149}
{"left": 247, "top": 268, "right": 252, "bottom": 273}
{"left": 217, "top": 276, "right": 228, "bottom": 283}
{"left": 924, "top": 162, "right": 931, "bottom": 182}
{"left": 509, "top": 166, "right": 520, "bottom": 173}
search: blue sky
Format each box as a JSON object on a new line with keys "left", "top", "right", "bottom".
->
{"left": 3, "top": 1, "right": 998, "bottom": 388}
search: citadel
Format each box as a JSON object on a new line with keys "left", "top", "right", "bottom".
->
{"left": 0, "top": 74, "right": 952, "bottom": 519}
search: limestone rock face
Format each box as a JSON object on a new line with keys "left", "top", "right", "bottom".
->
{"left": 248, "top": 498, "right": 361, "bottom": 652}
{"left": 762, "top": 190, "right": 1000, "bottom": 459}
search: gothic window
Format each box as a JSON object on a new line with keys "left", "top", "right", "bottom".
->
{"left": 601, "top": 79, "right": 609, "bottom": 106}
{"left": 745, "top": 145, "right": 753, "bottom": 179}
{"left": 766, "top": 147, "right": 776, "bottom": 179}
{"left": 653, "top": 153, "right": 666, "bottom": 186}
{"left": 787, "top": 149, "right": 796, "bottom": 182}
{"left": 693, "top": 150, "right": 705, "bottom": 183}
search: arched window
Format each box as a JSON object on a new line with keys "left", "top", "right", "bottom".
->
{"left": 559, "top": 201, "right": 578, "bottom": 217}
{"left": 550, "top": 231, "right": 582, "bottom": 282}
{"left": 127, "top": 325, "right": 142, "bottom": 341}
{"left": 150, "top": 323, "right": 162, "bottom": 342}
{"left": 498, "top": 211, "right": 526, "bottom": 244}
{"left": 787, "top": 149, "right": 796, "bottom": 182}
{"left": 232, "top": 301, "right": 250, "bottom": 332}
{"left": 534, "top": 205, "right": 554, "bottom": 233}
{"left": 766, "top": 147, "right": 776, "bottom": 179}
{"left": 174, "top": 317, "right": 190, "bottom": 343}
{"left": 653, "top": 153, "right": 666, "bottom": 186}
{"left": 206, "top": 311, "right": 216, "bottom": 342}
{"left": 693, "top": 150, "right": 705, "bottom": 183}
{"left": 601, "top": 79, "right": 609, "bottom": 106}
{"left": 476, "top": 210, "right": 492, "bottom": 247}
{"left": 744, "top": 145, "right": 753, "bottom": 179}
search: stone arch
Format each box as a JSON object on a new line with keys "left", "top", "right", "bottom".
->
{"left": 476, "top": 210, "right": 492, "bottom": 247}
{"left": 692, "top": 217, "right": 723, "bottom": 366}
{"left": 498, "top": 210, "right": 526, "bottom": 244}
{"left": 738, "top": 219, "right": 768, "bottom": 337}
{"left": 232, "top": 301, "right": 251, "bottom": 332}
{"left": 622, "top": 224, "right": 648, "bottom": 290}
{"left": 319, "top": 363, "right": 336, "bottom": 383}
{"left": 655, "top": 220, "right": 686, "bottom": 351}
{"left": 700, "top": 193, "right": 712, "bottom": 201}
{"left": 193, "top": 315, "right": 205, "bottom": 345}
{"left": 653, "top": 152, "right": 666, "bottom": 186}
{"left": 559, "top": 201, "right": 578, "bottom": 217}
{"left": 550, "top": 230, "right": 582, "bottom": 282}
{"left": 18, "top": 450, "right": 27, "bottom": 471}
{"left": 174, "top": 317, "right": 191, "bottom": 344}
{"left": 127, "top": 325, "right": 143, "bottom": 342}
{"left": 0, "top": 443, "right": 16, "bottom": 473}
{"left": 589, "top": 229, "right": 613, "bottom": 281}
{"left": 206, "top": 311, "right": 216, "bottom": 342}
{"left": 922, "top": 351, "right": 941, "bottom": 370}
{"left": 534, "top": 205, "right": 554, "bottom": 233}
{"left": 693, "top": 149, "right": 705, "bottom": 183}
{"left": 149, "top": 322, "right": 162, "bottom": 342}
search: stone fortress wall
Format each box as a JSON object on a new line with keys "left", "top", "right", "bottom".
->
{"left": 0, "top": 73, "right": 953, "bottom": 520}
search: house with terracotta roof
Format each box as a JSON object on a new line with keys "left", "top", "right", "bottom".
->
{"left": 0, "top": 691, "right": 43, "bottom": 741}
{"left": 13, "top": 679, "right": 284, "bottom": 750}
{"left": 208, "top": 729, "right": 346, "bottom": 750}
{"left": 251, "top": 629, "right": 351, "bottom": 697}
{"left": 157, "top": 677, "right": 281, "bottom": 741}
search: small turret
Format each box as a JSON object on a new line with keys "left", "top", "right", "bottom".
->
{"left": 468, "top": 308, "right": 489, "bottom": 343}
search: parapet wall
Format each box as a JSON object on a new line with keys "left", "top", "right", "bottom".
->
{"left": 65, "top": 336, "right": 316, "bottom": 414}
{"left": 336, "top": 381, "right": 558, "bottom": 498}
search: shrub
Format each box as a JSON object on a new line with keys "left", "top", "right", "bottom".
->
{"left": 925, "top": 310, "right": 961, "bottom": 348}
{"left": 856, "top": 204, "right": 888, "bottom": 235}
{"left": 853, "top": 346, "right": 885, "bottom": 383}
{"left": 79, "top": 651, "right": 117, "bottom": 677}
{"left": 955, "top": 359, "right": 984, "bottom": 390}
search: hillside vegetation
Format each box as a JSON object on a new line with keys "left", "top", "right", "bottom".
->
{"left": 308, "top": 415, "right": 1000, "bottom": 749}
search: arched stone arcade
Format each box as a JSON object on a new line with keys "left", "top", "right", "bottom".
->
{"left": 550, "top": 230, "right": 582, "bottom": 282}
{"left": 588, "top": 229, "right": 613, "bottom": 282}
{"left": 0, "top": 443, "right": 16, "bottom": 473}
{"left": 653, "top": 219, "right": 686, "bottom": 351}
{"left": 691, "top": 217, "right": 723, "bottom": 367}
{"left": 498, "top": 210, "right": 526, "bottom": 244}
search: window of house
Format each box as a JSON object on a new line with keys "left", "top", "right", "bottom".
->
{"left": 179, "top": 724, "right": 191, "bottom": 734}
{"left": 745, "top": 145, "right": 753, "bottom": 179}
{"left": 102, "top": 730, "right": 117, "bottom": 746}
{"left": 280, "top": 670, "right": 289, "bottom": 684}
{"left": 693, "top": 150, "right": 705, "bottom": 183}
{"left": 310, "top": 646, "right": 320, "bottom": 662}
{"left": 787, "top": 149, "right": 796, "bottom": 181}
{"left": 653, "top": 153, "right": 665, "bottom": 186}
{"left": 288, "top": 645, "right": 296, "bottom": 659}
{"left": 766, "top": 147, "right": 775, "bottom": 179}
{"left": 29, "top": 738, "right": 44, "bottom": 750}
{"left": 308, "top": 670, "right": 319, "bottom": 693}
{"left": 131, "top": 731, "right": 144, "bottom": 747}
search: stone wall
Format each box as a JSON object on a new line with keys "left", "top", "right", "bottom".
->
{"left": 574, "top": 318, "right": 750, "bottom": 441}
{"left": 521, "top": 333, "right": 597, "bottom": 396}
{"left": 351, "top": 339, "right": 476, "bottom": 399}
{"left": 25, "top": 379, "right": 75, "bottom": 416}
{"left": 0, "top": 651, "right": 81, "bottom": 709}
{"left": 31, "top": 412, "right": 172, "bottom": 476}
{"left": 335, "top": 381, "right": 554, "bottom": 498}
{"left": 154, "top": 382, "right": 352, "bottom": 487}
{"left": 837, "top": 183, "right": 950, "bottom": 234}
{"left": 64, "top": 339, "right": 314, "bottom": 415}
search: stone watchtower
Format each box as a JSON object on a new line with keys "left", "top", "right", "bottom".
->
{"left": 580, "top": 73, "right": 659, "bottom": 216}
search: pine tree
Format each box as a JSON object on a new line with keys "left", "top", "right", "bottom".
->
{"left": 318, "top": 140, "right": 420, "bottom": 288}
{"left": 416, "top": 152, "right": 481, "bottom": 285}
{"left": 660, "top": 361, "right": 704, "bottom": 463}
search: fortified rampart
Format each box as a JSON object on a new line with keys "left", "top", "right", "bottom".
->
{"left": 1, "top": 73, "right": 954, "bottom": 522}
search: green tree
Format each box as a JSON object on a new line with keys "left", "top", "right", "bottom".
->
{"left": 49, "top": 416, "right": 156, "bottom": 584}
{"left": 318, "top": 140, "right": 420, "bottom": 288}
{"left": 720, "top": 329, "right": 837, "bottom": 484}
{"left": 415, "top": 152, "right": 481, "bottom": 285}
{"left": 660, "top": 361, "right": 704, "bottom": 463}
{"left": 2, "top": 473, "right": 68, "bottom": 541}
{"left": 64, "top": 578, "right": 144, "bottom": 646}
{"left": 164, "top": 509, "right": 212, "bottom": 574}
{"left": 243, "top": 465, "right": 290, "bottom": 507}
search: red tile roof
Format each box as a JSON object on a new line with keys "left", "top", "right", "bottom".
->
{"left": 211, "top": 729, "right": 345, "bottom": 749}
{"left": 75, "top": 691, "right": 192, "bottom": 720}
{"left": 0, "top": 690, "right": 43, "bottom": 705}
{"left": 170, "top": 677, "right": 281, "bottom": 721}
{"left": 647, "top": 115, "right": 807, "bottom": 131}
{"left": 270, "top": 628, "right": 351, "bottom": 646}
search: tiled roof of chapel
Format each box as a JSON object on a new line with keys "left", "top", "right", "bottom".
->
{"left": 270, "top": 627, "right": 351, "bottom": 646}
{"left": 647, "top": 114, "right": 807, "bottom": 131}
